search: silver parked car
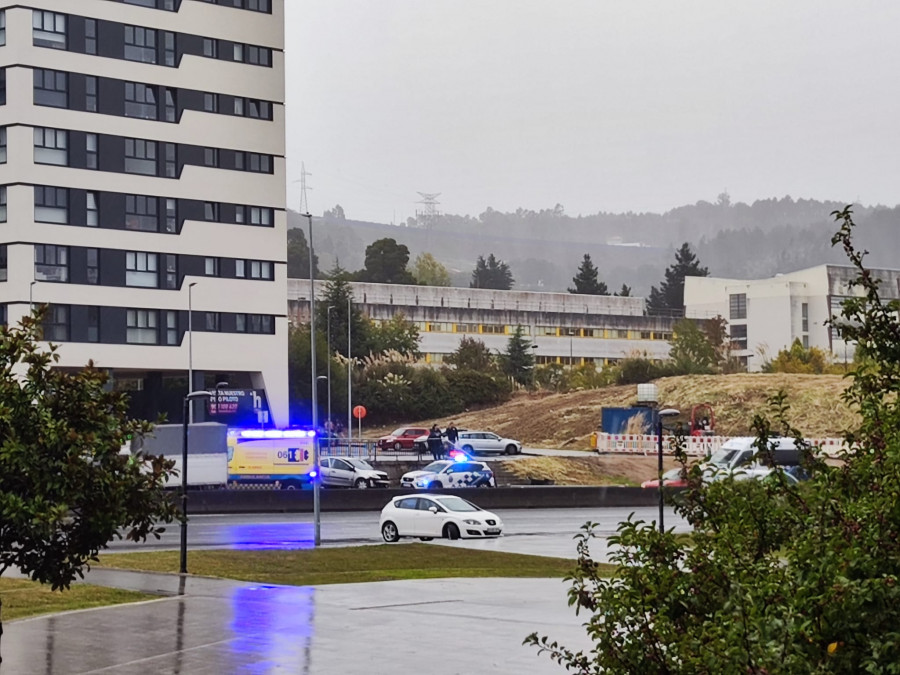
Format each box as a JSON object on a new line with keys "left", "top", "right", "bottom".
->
{"left": 413, "top": 430, "right": 523, "bottom": 456}
{"left": 319, "top": 457, "right": 389, "bottom": 489}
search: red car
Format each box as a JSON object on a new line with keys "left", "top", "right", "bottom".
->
{"left": 378, "top": 427, "right": 429, "bottom": 451}
{"left": 641, "top": 468, "right": 688, "bottom": 489}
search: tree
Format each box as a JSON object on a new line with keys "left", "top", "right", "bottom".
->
{"left": 412, "top": 252, "right": 452, "bottom": 287}
{"left": 647, "top": 242, "right": 708, "bottom": 313}
{"left": 315, "top": 265, "right": 368, "bottom": 358}
{"left": 470, "top": 253, "right": 514, "bottom": 290}
{"left": 668, "top": 318, "right": 717, "bottom": 373}
{"left": 365, "top": 313, "right": 421, "bottom": 358}
{"left": 286, "top": 227, "right": 319, "bottom": 279}
{"left": 568, "top": 254, "right": 608, "bottom": 295}
{"left": 528, "top": 206, "right": 900, "bottom": 672}
{"left": 763, "top": 338, "right": 838, "bottom": 374}
{"left": 501, "top": 325, "right": 534, "bottom": 384}
{"left": 445, "top": 336, "right": 495, "bottom": 372}
{"left": 0, "top": 310, "right": 177, "bottom": 644}
{"left": 615, "top": 283, "right": 632, "bottom": 297}
{"left": 356, "top": 238, "right": 416, "bottom": 285}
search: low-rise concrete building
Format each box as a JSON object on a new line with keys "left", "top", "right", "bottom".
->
{"left": 288, "top": 280, "right": 675, "bottom": 366}
{"left": 684, "top": 264, "right": 900, "bottom": 370}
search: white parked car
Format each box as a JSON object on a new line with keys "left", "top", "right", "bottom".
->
{"left": 413, "top": 430, "right": 522, "bottom": 456}
{"left": 380, "top": 494, "right": 504, "bottom": 541}
{"left": 319, "top": 457, "right": 389, "bottom": 489}
{"left": 399, "top": 460, "right": 452, "bottom": 489}
{"left": 408, "top": 460, "right": 495, "bottom": 489}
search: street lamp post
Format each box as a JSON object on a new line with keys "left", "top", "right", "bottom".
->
{"left": 187, "top": 282, "right": 198, "bottom": 423}
{"left": 347, "top": 295, "right": 352, "bottom": 443}
{"left": 180, "top": 389, "right": 214, "bottom": 575}
{"left": 656, "top": 408, "right": 681, "bottom": 533}
{"left": 301, "top": 211, "right": 321, "bottom": 547}
{"left": 326, "top": 306, "right": 334, "bottom": 438}
{"left": 530, "top": 343, "right": 539, "bottom": 389}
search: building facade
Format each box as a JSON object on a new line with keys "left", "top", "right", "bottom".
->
{"left": 0, "top": 0, "right": 288, "bottom": 425}
{"left": 684, "top": 264, "right": 900, "bottom": 370}
{"left": 289, "top": 280, "right": 675, "bottom": 366}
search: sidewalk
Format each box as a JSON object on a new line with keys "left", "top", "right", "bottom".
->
{"left": 1, "top": 569, "right": 589, "bottom": 674}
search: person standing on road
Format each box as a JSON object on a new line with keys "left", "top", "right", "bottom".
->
{"left": 427, "top": 424, "right": 443, "bottom": 461}
{"left": 445, "top": 422, "right": 459, "bottom": 453}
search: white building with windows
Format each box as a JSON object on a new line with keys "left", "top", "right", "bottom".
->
{"left": 0, "top": 0, "right": 288, "bottom": 425}
{"left": 684, "top": 264, "right": 900, "bottom": 370}
{"left": 289, "top": 280, "right": 676, "bottom": 366}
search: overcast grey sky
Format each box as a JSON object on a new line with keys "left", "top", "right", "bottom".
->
{"left": 285, "top": 1, "right": 900, "bottom": 224}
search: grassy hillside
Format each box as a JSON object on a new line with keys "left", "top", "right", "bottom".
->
{"left": 368, "top": 374, "right": 855, "bottom": 449}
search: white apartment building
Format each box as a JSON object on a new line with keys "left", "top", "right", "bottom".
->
{"left": 684, "top": 264, "right": 900, "bottom": 370}
{"left": 289, "top": 280, "right": 676, "bottom": 366}
{"left": 0, "top": 0, "right": 288, "bottom": 425}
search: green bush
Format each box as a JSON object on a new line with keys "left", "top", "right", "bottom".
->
{"left": 444, "top": 368, "right": 511, "bottom": 407}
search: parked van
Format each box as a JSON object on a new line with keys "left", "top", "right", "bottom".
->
{"left": 703, "top": 436, "right": 800, "bottom": 482}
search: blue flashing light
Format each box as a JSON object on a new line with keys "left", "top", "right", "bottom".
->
{"left": 308, "top": 470, "right": 318, "bottom": 479}
{"left": 453, "top": 454, "right": 469, "bottom": 463}
{"left": 237, "top": 428, "right": 317, "bottom": 440}
{"left": 307, "top": 430, "right": 317, "bottom": 438}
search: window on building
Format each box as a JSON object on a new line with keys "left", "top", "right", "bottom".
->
{"left": 33, "top": 69, "right": 67, "bottom": 108}
{"left": 235, "top": 152, "right": 272, "bottom": 173}
{"left": 124, "top": 26, "right": 157, "bottom": 64}
{"left": 802, "top": 335, "right": 809, "bottom": 349}
{"left": 236, "top": 314, "right": 274, "bottom": 334}
{"left": 163, "top": 255, "right": 177, "bottom": 289}
{"left": 730, "top": 323, "right": 748, "bottom": 350}
{"left": 33, "top": 10, "right": 66, "bottom": 49}
{"left": 250, "top": 207, "right": 273, "bottom": 226}
{"left": 125, "top": 138, "right": 157, "bottom": 175}
{"left": 164, "top": 310, "right": 178, "bottom": 345}
{"left": 34, "top": 244, "right": 69, "bottom": 282}
{"left": 85, "top": 18, "right": 97, "bottom": 54}
{"left": 125, "top": 195, "right": 159, "bottom": 231}
{"left": 204, "top": 257, "right": 219, "bottom": 276}
{"left": 86, "top": 191, "right": 99, "bottom": 226}
{"left": 164, "top": 143, "right": 177, "bottom": 177}
{"left": 204, "top": 202, "right": 219, "bottom": 221}
{"left": 0, "top": 245, "right": 6, "bottom": 281}
{"left": 203, "top": 148, "right": 219, "bottom": 167}
{"left": 34, "top": 127, "right": 68, "bottom": 165}
{"left": 235, "top": 259, "right": 245, "bottom": 277}
{"left": 87, "top": 306, "right": 100, "bottom": 342}
{"left": 236, "top": 260, "right": 273, "bottom": 280}
{"left": 202, "top": 38, "right": 217, "bottom": 58}
{"left": 42, "top": 305, "right": 69, "bottom": 341}
{"left": 0, "top": 69, "right": 6, "bottom": 106}
{"left": 163, "top": 31, "right": 176, "bottom": 66}
{"left": 86, "top": 248, "right": 99, "bottom": 284}
{"left": 164, "top": 89, "right": 176, "bottom": 122}
{"left": 203, "top": 93, "right": 218, "bottom": 112}
{"left": 801, "top": 302, "right": 809, "bottom": 333}
{"left": 729, "top": 293, "right": 747, "bottom": 320}
{"left": 86, "top": 133, "right": 98, "bottom": 169}
{"left": 0, "top": 128, "right": 6, "bottom": 164}
{"left": 165, "top": 198, "right": 177, "bottom": 233}
{"left": 125, "top": 82, "right": 158, "bottom": 120}
{"left": 126, "top": 251, "right": 159, "bottom": 288}
{"left": 0, "top": 11, "right": 6, "bottom": 46}
{"left": 34, "top": 186, "right": 68, "bottom": 223}
{"left": 0, "top": 187, "right": 6, "bottom": 223}
{"left": 85, "top": 76, "right": 98, "bottom": 111}
{"left": 205, "top": 312, "right": 220, "bottom": 331}
{"left": 126, "top": 309, "right": 158, "bottom": 344}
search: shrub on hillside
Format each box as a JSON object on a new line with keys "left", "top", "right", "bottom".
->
{"left": 762, "top": 338, "right": 845, "bottom": 374}
{"left": 444, "top": 368, "right": 511, "bottom": 407}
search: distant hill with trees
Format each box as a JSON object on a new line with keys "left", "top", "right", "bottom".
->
{"left": 288, "top": 196, "right": 900, "bottom": 295}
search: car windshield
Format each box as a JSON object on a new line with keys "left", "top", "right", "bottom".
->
{"left": 435, "top": 496, "right": 480, "bottom": 512}
{"left": 389, "top": 428, "right": 405, "bottom": 436}
{"left": 347, "top": 459, "right": 374, "bottom": 470}
{"left": 422, "top": 461, "right": 450, "bottom": 473}
{"left": 662, "top": 468, "right": 682, "bottom": 480}
{"left": 708, "top": 448, "right": 739, "bottom": 466}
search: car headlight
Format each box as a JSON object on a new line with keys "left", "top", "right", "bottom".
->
{"left": 463, "top": 519, "right": 480, "bottom": 525}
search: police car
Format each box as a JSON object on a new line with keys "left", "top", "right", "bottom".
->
{"left": 405, "top": 460, "right": 495, "bottom": 489}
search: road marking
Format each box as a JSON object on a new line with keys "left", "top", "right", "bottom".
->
{"left": 351, "top": 599, "right": 461, "bottom": 611}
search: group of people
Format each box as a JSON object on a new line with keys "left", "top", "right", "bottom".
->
{"left": 426, "top": 422, "right": 460, "bottom": 461}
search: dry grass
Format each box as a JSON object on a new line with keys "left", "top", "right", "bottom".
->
{"left": 369, "top": 374, "right": 855, "bottom": 449}
{"left": 504, "top": 456, "right": 683, "bottom": 486}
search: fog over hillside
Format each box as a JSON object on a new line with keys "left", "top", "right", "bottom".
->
{"left": 290, "top": 196, "right": 899, "bottom": 296}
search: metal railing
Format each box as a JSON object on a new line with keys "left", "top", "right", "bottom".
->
{"left": 318, "top": 438, "right": 426, "bottom": 462}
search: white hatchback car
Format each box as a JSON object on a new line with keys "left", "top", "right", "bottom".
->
{"left": 413, "top": 430, "right": 522, "bottom": 456}
{"left": 380, "top": 494, "right": 503, "bottom": 542}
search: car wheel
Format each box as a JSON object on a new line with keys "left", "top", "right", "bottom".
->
{"left": 282, "top": 480, "right": 300, "bottom": 490}
{"left": 419, "top": 537, "right": 433, "bottom": 541}
{"left": 462, "top": 445, "right": 474, "bottom": 455}
{"left": 428, "top": 481, "right": 442, "bottom": 490}
{"left": 382, "top": 521, "right": 400, "bottom": 543}
{"left": 393, "top": 441, "right": 402, "bottom": 451}
{"left": 505, "top": 444, "right": 517, "bottom": 455}
{"left": 444, "top": 523, "right": 461, "bottom": 541}
{"left": 355, "top": 478, "right": 369, "bottom": 489}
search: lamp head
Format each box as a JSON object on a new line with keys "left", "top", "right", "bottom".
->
{"left": 659, "top": 408, "right": 680, "bottom": 418}
{"left": 185, "top": 390, "right": 214, "bottom": 401}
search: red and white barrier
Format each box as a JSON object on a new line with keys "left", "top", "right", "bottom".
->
{"left": 596, "top": 434, "right": 847, "bottom": 457}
